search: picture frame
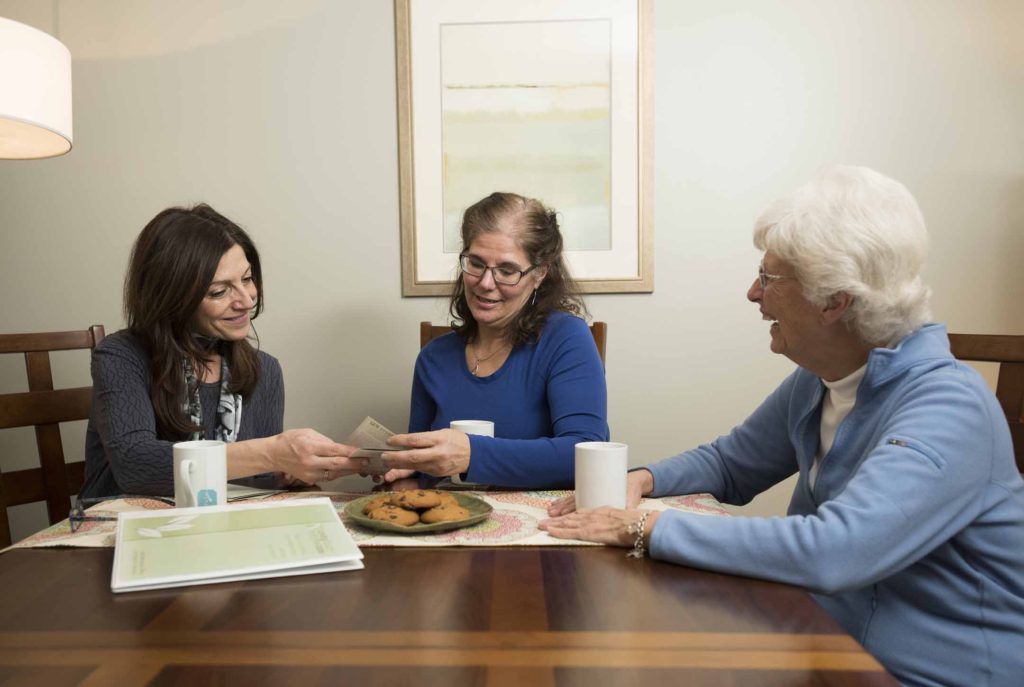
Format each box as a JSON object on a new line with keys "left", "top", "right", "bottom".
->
{"left": 396, "top": 0, "right": 653, "bottom": 296}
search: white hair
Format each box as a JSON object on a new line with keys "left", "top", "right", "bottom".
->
{"left": 753, "top": 165, "right": 932, "bottom": 346}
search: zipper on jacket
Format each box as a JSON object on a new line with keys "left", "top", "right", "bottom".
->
{"left": 860, "top": 584, "right": 880, "bottom": 646}
{"left": 884, "top": 436, "right": 945, "bottom": 469}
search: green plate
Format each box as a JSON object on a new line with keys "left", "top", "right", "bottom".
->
{"left": 343, "top": 492, "right": 493, "bottom": 534}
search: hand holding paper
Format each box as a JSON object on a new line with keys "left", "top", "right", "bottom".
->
{"left": 344, "top": 416, "right": 397, "bottom": 475}
{"left": 383, "top": 428, "right": 471, "bottom": 477}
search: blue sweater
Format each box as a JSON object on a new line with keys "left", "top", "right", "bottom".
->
{"left": 409, "top": 311, "right": 608, "bottom": 488}
{"left": 646, "top": 324, "right": 1024, "bottom": 687}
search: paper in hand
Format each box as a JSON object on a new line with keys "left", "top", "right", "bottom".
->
{"left": 344, "top": 416, "right": 396, "bottom": 474}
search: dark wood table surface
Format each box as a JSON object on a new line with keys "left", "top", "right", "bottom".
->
{"left": 0, "top": 544, "right": 896, "bottom": 687}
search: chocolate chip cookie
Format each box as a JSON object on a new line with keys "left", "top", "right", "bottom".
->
{"left": 367, "top": 504, "right": 419, "bottom": 526}
{"left": 420, "top": 503, "right": 471, "bottom": 524}
{"left": 393, "top": 489, "right": 443, "bottom": 510}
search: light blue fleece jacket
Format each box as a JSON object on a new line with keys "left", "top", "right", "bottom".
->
{"left": 646, "top": 324, "right": 1024, "bottom": 687}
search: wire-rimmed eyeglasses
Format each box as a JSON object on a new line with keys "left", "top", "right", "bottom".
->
{"left": 68, "top": 495, "right": 175, "bottom": 533}
{"left": 758, "top": 263, "right": 792, "bottom": 289}
{"left": 459, "top": 253, "right": 539, "bottom": 286}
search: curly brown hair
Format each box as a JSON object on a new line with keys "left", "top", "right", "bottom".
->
{"left": 449, "top": 192, "right": 587, "bottom": 347}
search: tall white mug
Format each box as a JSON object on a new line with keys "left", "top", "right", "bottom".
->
{"left": 574, "top": 441, "right": 628, "bottom": 510}
{"left": 173, "top": 440, "right": 227, "bottom": 507}
{"left": 449, "top": 420, "right": 494, "bottom": 484}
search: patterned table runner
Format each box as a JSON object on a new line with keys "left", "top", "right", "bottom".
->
{"left": 6, "top": 490, "right": 727, "bottom": 550}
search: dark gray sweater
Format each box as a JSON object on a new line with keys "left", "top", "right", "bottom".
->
{"left": 81, "top": 330, "right": 284, "bottom": 498}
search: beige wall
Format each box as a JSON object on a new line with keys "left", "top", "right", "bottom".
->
{"left": 2, "top": 0, "right": 1022, "bottom": 541}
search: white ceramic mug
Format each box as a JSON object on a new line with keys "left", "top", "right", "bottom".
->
{"left": 449, "top": 419, "right": 495, "bottom": 437}
{"left": 449, "top": 420, "right": 494, "bottom": 484}
{"left": 173, "top": 440, "right": 227, "bottom": 507}
{"left": 574, "top": 441, "right": 628, "bottom": 510}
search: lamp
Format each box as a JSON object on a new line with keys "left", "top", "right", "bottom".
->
{"left": 0, "top": 16, "right": 72, "bottom": 159}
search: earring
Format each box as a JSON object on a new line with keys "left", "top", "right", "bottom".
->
{"left": 530, "top": 289, "right": 538, "bottom": 306}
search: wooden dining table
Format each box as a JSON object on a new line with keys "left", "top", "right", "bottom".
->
{"left": 0, "top": 541, "right": 896, "bottom": 686}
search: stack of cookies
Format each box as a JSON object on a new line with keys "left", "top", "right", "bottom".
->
{"left": 362, "top": 490, "right": 470, "bottom": 527}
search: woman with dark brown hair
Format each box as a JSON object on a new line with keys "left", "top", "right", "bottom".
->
{"left": 382, "top": 192, "right": 608, "bottom": 488}
{"left": 81, "top": 203, "right": 359, "bottom": 498}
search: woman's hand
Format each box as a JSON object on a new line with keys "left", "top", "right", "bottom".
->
{"left": 380, "top": 468, "right": 416, "bottom": 483}
{"left": 386, "top": 476, "right": 423, "bottom": 492}
{"left": 547, "top": 468, "right": 655, "bottom": 516}
{"left": 539, "top": 507, "right": 660, "bottom": 547}
{"left": 271, "top": 428, "right": 362, "bottom": 484}
{"left": 278, "top": 473, "right": 312, "bottom": 488}
{"left": 383, "top": 429, "right": 471, "bottom": 477}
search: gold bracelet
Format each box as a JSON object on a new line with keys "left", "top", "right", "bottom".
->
{"left": 626, "top": 511, "right": 650, "bottom": 559}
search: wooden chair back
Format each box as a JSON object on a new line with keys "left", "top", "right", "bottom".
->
{"left": 420, "top": 321, "right": 607, "bottom": 364}
{"left": 948, "top": 333, "right": 1024, "bottom": 473}
{"left": 0, "top": 325, "right": 105, "bottom": 546}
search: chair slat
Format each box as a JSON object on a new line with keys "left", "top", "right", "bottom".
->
{"left": 25, "top": 351, "right": 54, "bottom": 392}
{"left": 949, "top": 334, "right": 1024, "bottom": 364}
{"left": 35, "top": 423, "right": 73, "bottom": 524}
{"left": 0, "top": 330, "right": 99, "bottom": 354}
{"left": 0, "top": 463, "right": 85, "bottom": 508}
{"left": 0, "top": 388, "right": 93, "bottom": 430}
{"left": 0, "top": 468, "right": 47, "bottom": 509}
{"left": 995, "top": 363, "right": 1024, "bottom": 420}
{"left": 421, "top": 322, "right": 451, "bottom": 350}
{"left": 590, "top": 321, "right": 607, "bottom": 363}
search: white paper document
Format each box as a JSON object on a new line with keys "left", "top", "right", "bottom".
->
{"left": 111, "top": 497, "right": 364, "bottom": 593}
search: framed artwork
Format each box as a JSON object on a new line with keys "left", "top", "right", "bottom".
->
{"left": 396, "top": 0, "right": 653, "bottom": 296}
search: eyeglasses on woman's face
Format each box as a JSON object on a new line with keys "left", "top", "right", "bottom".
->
{"left": 758, "top": 263, "right": 792, "bottom": 289}
{"left": 460, "top": 253, "right": 538, "bottom": 287}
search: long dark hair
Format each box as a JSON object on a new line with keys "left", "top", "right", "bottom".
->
{"left": 449, "top": 192, "right": 587, "bottom": 347}
{"left": 124, "top": 203, "right": 264, "bottom": 438}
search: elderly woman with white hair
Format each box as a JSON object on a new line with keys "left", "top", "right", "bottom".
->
{"left": 542, "top": 166, "right": 1024, "bottom": 687}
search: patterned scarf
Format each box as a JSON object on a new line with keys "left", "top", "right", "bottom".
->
{"left": 183, "top": 355, "right": 243, "bottom": 442}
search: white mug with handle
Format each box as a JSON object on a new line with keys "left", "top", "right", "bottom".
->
{"left": 173, "top": 440, "right": 227, "bottom": 507}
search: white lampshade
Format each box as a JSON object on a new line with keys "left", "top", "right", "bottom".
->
{"left": 0, "top": 16, "right": 72, "bottom": 159}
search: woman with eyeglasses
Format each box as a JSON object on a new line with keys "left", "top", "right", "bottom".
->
{"left": 80, "top": 204, "right": 361, "bottom": 499}
{"left": 541, "top": 166, "right": 1024, "bottom": 687}
{"left": 381, "top": 192, "right": 608, "bottom": 488}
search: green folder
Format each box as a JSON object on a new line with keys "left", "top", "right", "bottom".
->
{"left": 111, "top": 497, "right": 363, "bottom": 592}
